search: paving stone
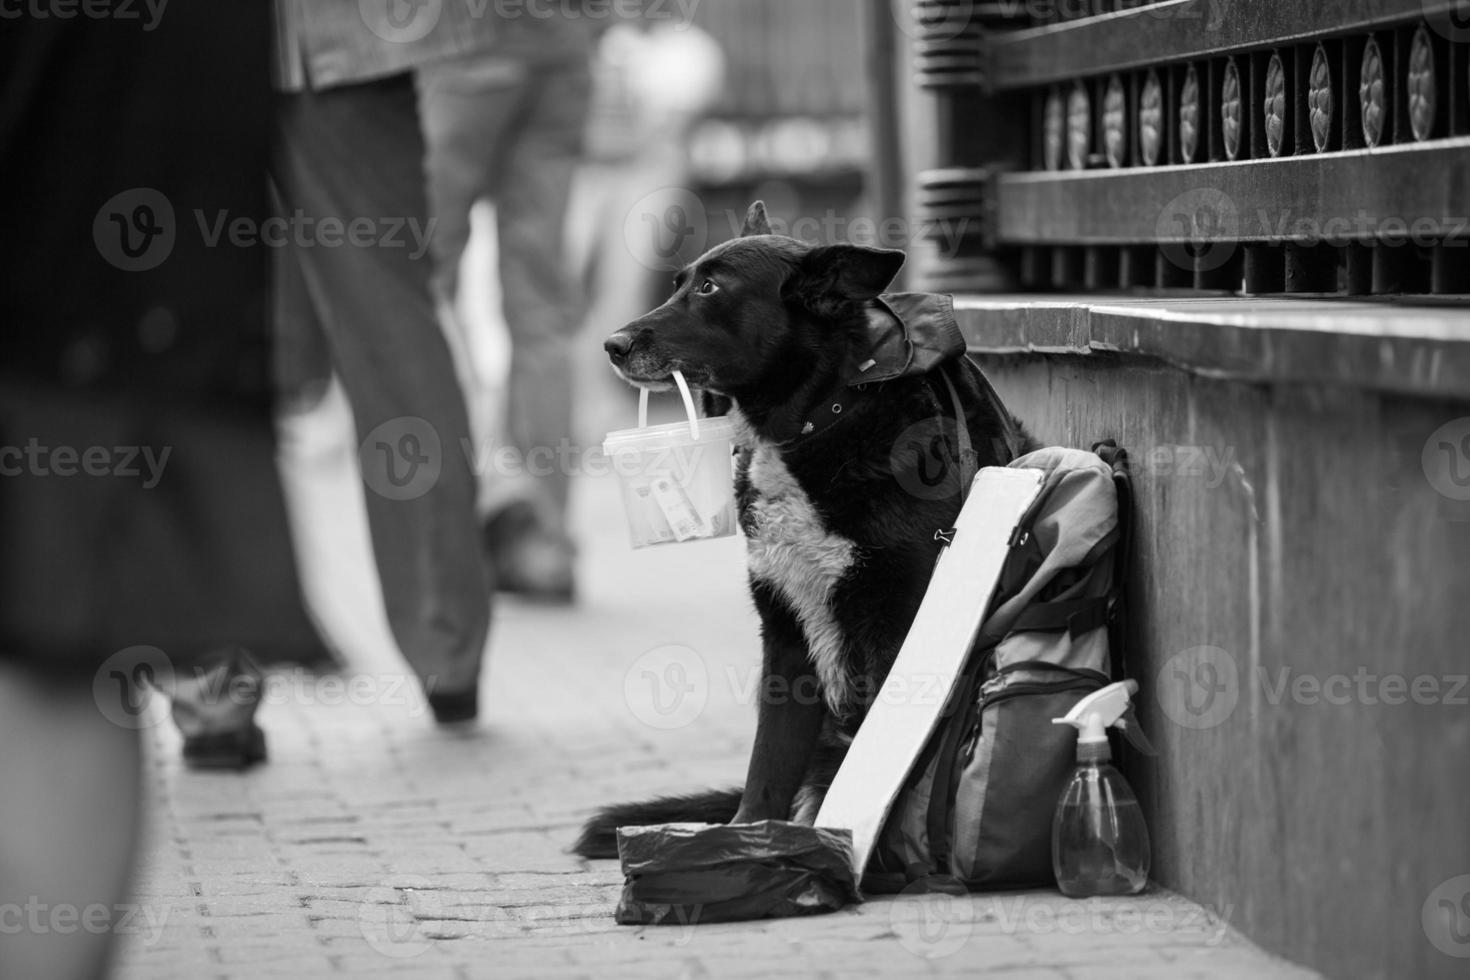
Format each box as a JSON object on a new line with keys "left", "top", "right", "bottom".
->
{"left": 112, "top": 477, "right": 1318, "bottom": 980}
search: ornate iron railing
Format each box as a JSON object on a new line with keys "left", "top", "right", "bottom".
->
{"left": 909, "top": 0, "right": 1470, "bottom": 296}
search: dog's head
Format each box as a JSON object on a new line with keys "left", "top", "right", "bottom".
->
{"left": 604, "top": 202, "right": 905, "bottom": 397}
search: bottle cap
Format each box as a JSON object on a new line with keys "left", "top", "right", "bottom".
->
{"left": 1053, "top": 680, "right": 1141, "bottom": 760}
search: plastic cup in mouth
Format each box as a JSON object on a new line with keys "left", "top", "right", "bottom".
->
{"left": 602, "top": 370, "right": 738, "bottom": 549}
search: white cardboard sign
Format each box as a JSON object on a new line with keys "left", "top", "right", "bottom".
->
{"left": 814, "top": 466, "right": 1046, "bottom": 878}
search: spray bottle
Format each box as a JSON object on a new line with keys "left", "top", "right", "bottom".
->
{"left": 1051, "top": 680, "right": 1153, "bottom": 897}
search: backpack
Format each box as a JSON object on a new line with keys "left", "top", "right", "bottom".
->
{"left": 863, "top": 383, "right": 1138, "bottom": 893}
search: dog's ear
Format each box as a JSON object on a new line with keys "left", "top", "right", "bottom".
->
{"left": 741, "top": 201, "right": 772, "bottom": 237}
{"left": 793, "top": 243, "right": 906, "bottom": 302}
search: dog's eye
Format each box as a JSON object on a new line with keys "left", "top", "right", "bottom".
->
{"left": 696, "top": 279, "right": 720, "bottom": 296}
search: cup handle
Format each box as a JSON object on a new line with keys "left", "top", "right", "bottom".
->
{"left": 632, "top": 371, "right": 699, "bottom": 440}
{"left": 673, "top": 371, "right": 700, "bottom": 441}
{"left": 636, "top": 371, "right": 702, "bottom": 440}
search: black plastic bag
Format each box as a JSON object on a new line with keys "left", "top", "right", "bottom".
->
{"left": 614, "top": 821, "right": 858, "bottom": 925}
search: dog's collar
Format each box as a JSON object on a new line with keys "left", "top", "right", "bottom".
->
{"left": 765, "top": 379, "right": 877, "bottom": 445}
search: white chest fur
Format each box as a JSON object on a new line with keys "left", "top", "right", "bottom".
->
{"left": 734, "top": 413, "right": 859, "bottom": 715}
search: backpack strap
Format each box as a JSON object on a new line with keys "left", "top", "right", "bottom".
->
{"left": 935, "top": 358, "right": 1025, "bottom": 505}
{"left": 1008, "top": 597, "right": 1114, "bottom": 637}
{"left": 958, "top": 356, "right": 1025, "bottom": 463}
{"left": 937, "top": 367, "right": 977, "bottom": 501}
{"left": 920, "top": 655, "right": 985, "bottom": 886}
{"left": 1091, "top": 440, "right": 1133, "bottom": 682}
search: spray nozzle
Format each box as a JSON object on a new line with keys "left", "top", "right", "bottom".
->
{"left": 1052, "top": 680, "right": 1152, "bottom": 761}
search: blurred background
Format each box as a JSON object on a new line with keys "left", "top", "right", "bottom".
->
{"left": 5, "top": 3, "right": 1470, "bottom": 978}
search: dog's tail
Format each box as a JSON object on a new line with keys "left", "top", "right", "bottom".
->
{"left": 572, "top": 787, "right": 743, "bottom": 859}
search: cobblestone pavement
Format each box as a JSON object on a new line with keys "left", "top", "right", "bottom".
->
{"left": 111, "top": 470, "right": 1322, "bottom": 980}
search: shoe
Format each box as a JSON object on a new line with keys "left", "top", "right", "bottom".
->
{"left": 182, "top": 724, "right": 268, "bottom": 770}
{"left": 428, "top": 687, "right": 479, "bottom": 726}
{"left": 482, "top": 501, "right": 576, "bottom": 604}
{"left": 170, "top": 647, "right": 269, "bottom": 771}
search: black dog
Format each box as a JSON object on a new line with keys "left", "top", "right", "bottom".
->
{"left": 574, "top": 203, "right": 1024, "bottom": 858}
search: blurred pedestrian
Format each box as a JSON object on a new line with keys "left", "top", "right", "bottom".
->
{"left": 417, "top": 11, "right": 596, "bottom": 603}
{"left": 0, "top": 7, "right": 305, "bottom": 977}
{"left": 271, "top": 0, "right": 499, "bottom": 722}
{"left": 565, "top": 15, "right": 725, "bottom": 433}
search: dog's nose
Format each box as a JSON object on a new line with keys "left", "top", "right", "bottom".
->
{"left": 604, "top": 332, "right": 634, "bottom": 365}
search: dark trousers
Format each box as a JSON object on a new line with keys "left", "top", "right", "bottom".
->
{"left": 416, "top": 57, "right": 592, "bottom": 528}
{"left": 273, "top": 74, "right": 490, "bottom": 694}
